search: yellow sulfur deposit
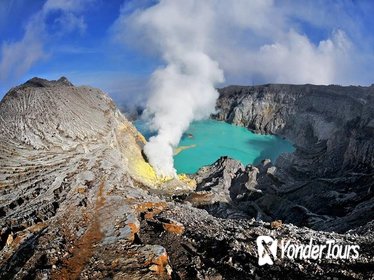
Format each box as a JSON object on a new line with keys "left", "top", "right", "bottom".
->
{"left": 131, "top": 158, "right": 158, "bottom": 183}
{"left": 131, "top": 157, "right": 197, "bottom": 190}
{"left": 125, "top": 127, "right": 197, "bottom": 190}
{"left": 173, "top": 144, "right": 196, "bottom": 156}
{"left": 177, "top": 174, "right": 197, "bottom": 188}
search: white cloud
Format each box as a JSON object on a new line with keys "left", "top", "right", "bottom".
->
{"left": 0, "top": 0, "right": 92, "bottom": 82}
{"left": 116, "top": 0, "right": 372, "bottom": 86}
{"left": 226, "top": 29, "right": 352, "bottom": 85}
{"left": 206, "top": 1, "right": 355, "bottom": 85}
{"left": 53, "top": 13, "right": 87, "bottom": 35}
{"left": 0, "top": 15, "right": 46, "bottom": 81}
{"left": 42, "top": 0, "right": 91, "bottom": 13}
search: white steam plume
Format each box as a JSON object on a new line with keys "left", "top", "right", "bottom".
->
{"left": 129, "top": 1, "right": 224, "bottom": 177}
{"left": 144, "top": 52, "right": 223, "bottom": 177}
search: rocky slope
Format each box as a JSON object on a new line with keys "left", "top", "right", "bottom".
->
{"left": 0, "top": 78, "right": 373, "bottom": 279}
{"left": 211, "top": 84, "right": 374, "bottom": 232}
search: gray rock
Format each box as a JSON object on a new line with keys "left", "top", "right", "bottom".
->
{"left": 0, "top": 78, "right": 373, "bottom": 279}
{"left": 212, "top": 84, "right": 374, "bottom": 232}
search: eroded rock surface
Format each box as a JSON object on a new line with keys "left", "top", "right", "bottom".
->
{"left": 0, "top": 79, "right": 373, "bottom": 279}
{"left": 212, "top": 84, "right": 374, "bottom": 233}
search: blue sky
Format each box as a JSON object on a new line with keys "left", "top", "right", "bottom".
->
{"left": 0, "top": 0, "right": 159, "bottom": 102}
{"left": 1, "top": 0, "right": 374, "bottom": 103}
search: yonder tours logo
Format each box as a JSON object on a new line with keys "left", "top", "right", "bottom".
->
{"left": 256, "top": 235, "right": 360, "bottom": 266}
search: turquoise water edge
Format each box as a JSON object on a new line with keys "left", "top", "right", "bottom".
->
{"left": 135, "top": 119, "right": 295, "bottom": 174}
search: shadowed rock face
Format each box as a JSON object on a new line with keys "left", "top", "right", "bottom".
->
{"left": 0, "top": 78, "right": 373, "bottom": 279}
{"left": 208, "top": 84, "right": 374, "bottom": 232}
{"left": 215, "top": 84, "right": 374, "bottom": 174}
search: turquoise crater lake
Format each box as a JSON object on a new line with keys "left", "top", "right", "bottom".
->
{"left": 135, "top": 119, "right": 295, "bottom": 174}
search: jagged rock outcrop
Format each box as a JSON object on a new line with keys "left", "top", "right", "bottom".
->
{"left": 0, "top": 78, "right": 373, "bottom": 279}
{"left": 211, "top": 84, "right": 374, "bottom": 232}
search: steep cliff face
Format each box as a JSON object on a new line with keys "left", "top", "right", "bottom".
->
{"left": 0, "top": 79, "right": 373, "bottom": 279}
{"left": 215, "top": 84, "right": 374, "bottom": 175}
{"left": 211, "top": 84, "right": 374, "bottom": 232}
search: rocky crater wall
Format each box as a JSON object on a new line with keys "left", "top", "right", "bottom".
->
{"left": 207, "top": 84, "right": 374, "bottom": 232}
